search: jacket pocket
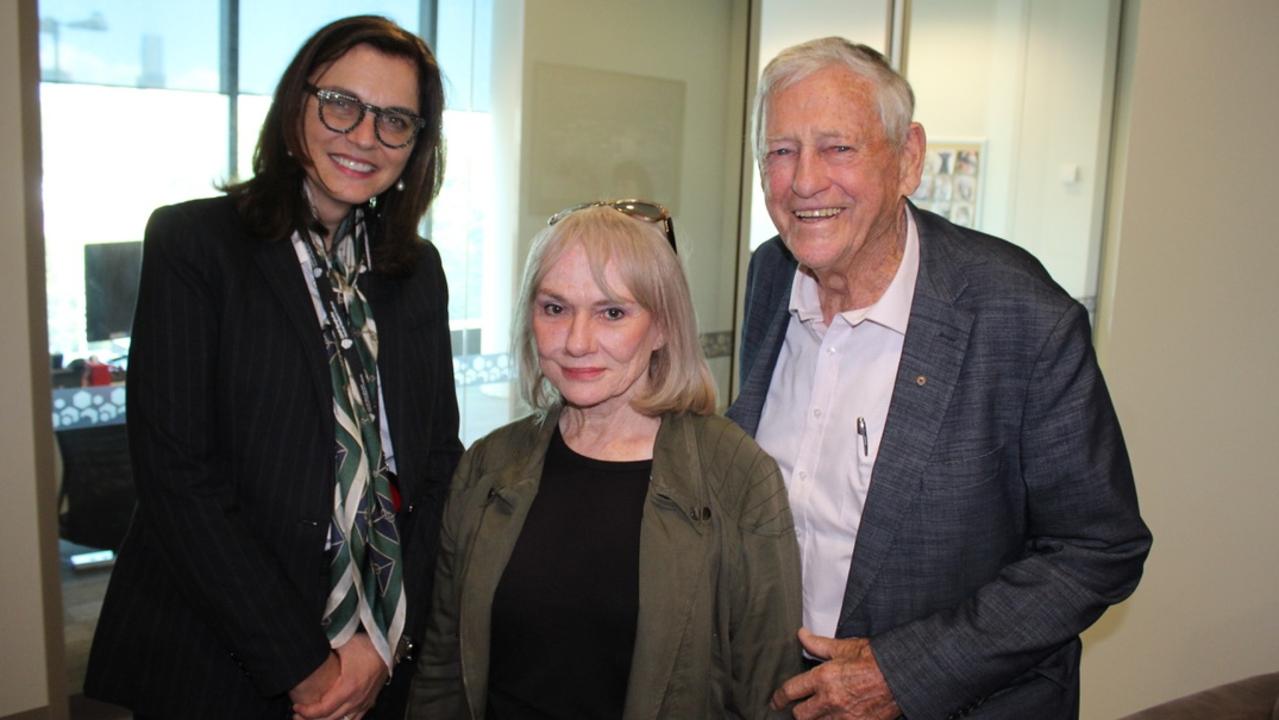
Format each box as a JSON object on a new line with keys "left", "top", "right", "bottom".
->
{"left": 921, "top": 445, "right": 1004, "bottom": 494}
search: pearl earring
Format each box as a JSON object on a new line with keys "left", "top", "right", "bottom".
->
{"left": 395, "top": 178, "right": 405, "bottom": 191}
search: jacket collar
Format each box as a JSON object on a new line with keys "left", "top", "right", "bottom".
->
{"left": 649, "top": 412, "right": 709, "bottom": 527}
{"left": 487, "top": 408, "right": 708, "bottom": 525}
{"left": 483, "top": 410, "right": 557, "bottom": 511}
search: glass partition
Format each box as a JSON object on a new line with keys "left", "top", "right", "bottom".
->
{"left": 905, "top": 0, "right": 1121, "bottom": 306}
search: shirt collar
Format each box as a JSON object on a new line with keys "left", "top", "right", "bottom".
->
{"left": 787, "top": 206, "right": 920, "bottom": 335}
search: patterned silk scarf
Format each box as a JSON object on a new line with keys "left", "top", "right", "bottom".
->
{"left": 302, "top": 211, "right": 405, "bottom": 670}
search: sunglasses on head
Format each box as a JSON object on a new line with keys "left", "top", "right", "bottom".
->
{"left": 547, "top": 199, "right": 677, "bottom": 252}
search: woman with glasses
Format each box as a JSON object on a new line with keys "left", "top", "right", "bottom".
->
{"left": 408, "top": 202, "right": 803, "bottom": 719}
{"left": 84, "top": 16, "right": 461, "bottom": 720}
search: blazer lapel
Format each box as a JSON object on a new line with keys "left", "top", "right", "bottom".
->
{"left": 743, "top": 300, "right": 794, "bottom": 435}
{"left": 254, "top": 237, "right": 332, "bottom": 438}
{"left": 838, "top": 214, "right": 975, "bottom": 632}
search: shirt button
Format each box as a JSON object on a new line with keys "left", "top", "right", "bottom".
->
{"left": 798, "top": 470, "right": 808, "bottom": 481}
{"left": 813, "top": 408, "right": 822, "bottom": 418}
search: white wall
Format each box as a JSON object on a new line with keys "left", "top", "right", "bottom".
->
{"left": 909, "top": 0, "right": 1119, "bottom": 300}
{"left": 909, "top": 0, "right": 1012, "bottom": 235}
{"left": 1083, "top": 0, "right": 1279, "bottom": 716}
{"left": 0, "top": 1, "right": 65, "bottom": 718}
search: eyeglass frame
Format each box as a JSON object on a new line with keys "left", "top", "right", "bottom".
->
{"left": 303, "top": 83, "right": 427, "bottom": 150}
{"left": 547, "top": 199, "right": 677, "bottom": 252}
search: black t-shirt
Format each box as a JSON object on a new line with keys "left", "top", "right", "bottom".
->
{"left": 486, "top": 427, "right": 652, "bottom": 720}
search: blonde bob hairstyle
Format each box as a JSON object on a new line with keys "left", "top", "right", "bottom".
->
{"left": 514, "top": 205, "right": 716, "bottom": 417}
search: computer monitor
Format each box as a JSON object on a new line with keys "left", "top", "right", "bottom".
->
{"left": 84, "top": 241, "right": 143, "bottom": 343}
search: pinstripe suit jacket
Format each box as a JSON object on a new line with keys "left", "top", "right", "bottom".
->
{"left": 84, "top": 195, "right": 462, "bottom": 719}
{"left": 726, "top": 206, "right": 1151, "bottom": 720}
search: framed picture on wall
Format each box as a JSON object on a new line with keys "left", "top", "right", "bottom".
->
{"left": 912, "top": 139, "right": 984, "bottom": 229}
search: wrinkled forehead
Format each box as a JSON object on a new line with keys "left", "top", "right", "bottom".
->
{"left": 776, "top": 63, "right": 876, "bottom": 107}
{"left": 764, "top": 65, "right": 886, "bottom": 138}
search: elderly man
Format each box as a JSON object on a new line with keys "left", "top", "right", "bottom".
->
{"left": 727, "top": 37, "right": 1151, "bottom": 720}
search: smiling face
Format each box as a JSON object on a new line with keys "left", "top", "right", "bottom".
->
{"left": 761, "top": 64, "right": 923, "bottom": 281}
{"left": 532, "top": 243, "right": 666, "bottom": 417}
{"left": 302, "top": 43, "right": 419, "bottom": 234}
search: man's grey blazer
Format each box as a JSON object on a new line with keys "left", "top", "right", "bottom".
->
{"left": 727, "top": 206, "right": 1151, "bottom": 719}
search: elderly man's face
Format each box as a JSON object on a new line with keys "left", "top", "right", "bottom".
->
{"left": 761, "top": 64, "right": 922, "bottom": 279}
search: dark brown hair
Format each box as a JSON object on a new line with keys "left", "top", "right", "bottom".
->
{"left": 224, "top": 15, "right": 445, "bottom": 275}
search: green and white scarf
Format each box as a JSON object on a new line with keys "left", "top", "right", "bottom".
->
{"left": 300, "top": 210, "right": 405, "bottom": 670}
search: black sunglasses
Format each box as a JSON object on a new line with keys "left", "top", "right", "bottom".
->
{"left": 547, "top": 199, "right": 677, "bottom": 252}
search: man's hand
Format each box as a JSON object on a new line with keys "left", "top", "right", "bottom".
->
{"left": 292, "top": 634, "right": 389, "bottom": 720}
{"left": 771, "top": 628, "right": 901, "bottom": 720}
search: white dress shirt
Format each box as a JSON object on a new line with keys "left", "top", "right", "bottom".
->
{"left": 755, "top": 210, "right": 920, "bottom": 638}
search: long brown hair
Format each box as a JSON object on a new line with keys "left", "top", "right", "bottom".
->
{"left": 224, "top": 15, "right": 445, "bottom": 275}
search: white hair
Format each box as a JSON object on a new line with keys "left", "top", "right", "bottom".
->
{"left": 753, "top": 37, "right": 915, "bottom": 161}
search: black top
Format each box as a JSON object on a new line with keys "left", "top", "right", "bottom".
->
{"left": 487, "top": 427, "right": 652, "bottom": 720}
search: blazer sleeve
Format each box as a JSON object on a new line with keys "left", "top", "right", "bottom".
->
{"left": 870, "top": 302, "right": 1152, "bottom": 718}
{"left": 126, "top": 204, "right": 331, "bottom": 696}
{"left": 399, "top": 239, "right": 464, "bottom": 646}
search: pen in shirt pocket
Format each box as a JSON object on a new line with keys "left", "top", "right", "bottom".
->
{"left": 856, "top": 417, "right": 869, "bottom": 457}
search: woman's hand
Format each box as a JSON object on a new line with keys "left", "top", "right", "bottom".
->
{"left": 290, "top": 651, "right": 341, "bottom": 708}
{"left": 292, "top": 634, "right": 389, "bottom": 720}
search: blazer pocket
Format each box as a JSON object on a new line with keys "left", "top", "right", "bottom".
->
{"left": 921, "top": 445, "right": 1004, "bottom": 494}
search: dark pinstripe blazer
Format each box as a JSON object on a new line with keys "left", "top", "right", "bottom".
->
{"left": 84, "top": 195, "right": 462, "bottom": 719}
{"left": 727, "top": 206, "right": 1151, "bottom": 720}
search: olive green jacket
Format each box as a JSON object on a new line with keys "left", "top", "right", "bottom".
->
{"left": 407, "top": 409, "right": 803, "bottom": 719}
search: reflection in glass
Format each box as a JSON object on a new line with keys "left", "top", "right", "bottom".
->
{"left": 38, "top": 1, "right": 220, "bottom": 91}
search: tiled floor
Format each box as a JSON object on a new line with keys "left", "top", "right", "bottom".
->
{"left": 61, "top": 542, "right": 132, "bottom": 716}
{"left": 60, "top": 541, "right": 112, "bottom": 696}
{"left": 60, "top": 540, "right": 130, "bottom": 719}
{"left": 69, "top": 694, "right": 131, "bottom": 720}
